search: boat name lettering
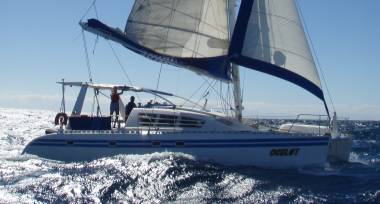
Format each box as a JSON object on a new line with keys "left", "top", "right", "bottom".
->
{"left": 270, "top": 148, "right": 300, "bottom": 156}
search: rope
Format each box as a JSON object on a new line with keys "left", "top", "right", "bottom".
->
{"left": 81, "top": 30, "right": 93, "bottom": 82}
{"left": 296, "top": 0, "right": 336, "bottom": 113}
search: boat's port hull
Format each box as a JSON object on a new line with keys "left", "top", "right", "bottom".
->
{"left": 23, "top": 131, "right": 329, "bottom": 168}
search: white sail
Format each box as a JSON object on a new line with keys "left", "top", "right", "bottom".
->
{"left": 230, "top": 0, "right": 324, "bottom": 100}
{"left": 125, "top": 0, "right": 230, "bottom": 58}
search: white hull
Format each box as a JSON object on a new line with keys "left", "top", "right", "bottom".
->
{"left": 23, "top": 131, "right": 329, "bottom": 168}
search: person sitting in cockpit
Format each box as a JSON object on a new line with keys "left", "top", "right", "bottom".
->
{"left": 145, "top": 100, "right": 153, "bottom": 108}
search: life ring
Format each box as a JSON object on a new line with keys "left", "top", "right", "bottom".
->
{"left": 54, "top": 112, "right": 68, "bottom": 126}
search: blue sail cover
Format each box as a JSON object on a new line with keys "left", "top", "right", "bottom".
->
{"left": 82, "top": 0, "right": 232, "bottom": 81}
{"left": 229, "top": 0, "right": 326, "bottom": 101}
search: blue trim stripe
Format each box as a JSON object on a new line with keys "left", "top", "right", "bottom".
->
{"left": 31, "top": 137, "right": 329, "bottom": 148}
{"left": 31, "top": 142, "right": 328, "bottom": 148}
{"left": 36, "top": 137, "right": 329, "bottom": 144}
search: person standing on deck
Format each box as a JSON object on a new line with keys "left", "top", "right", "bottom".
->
{"left": 110, "top": 87, "right": 124, "bottom": 128}
{"left": 125, "top": 96, "right": 136, "bottom": 123}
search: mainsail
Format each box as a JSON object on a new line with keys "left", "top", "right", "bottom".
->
{"left": 81, "top": 0, "right": 232, "bottom": 81}
{"left": 229, "top": 0, "right": 325, "bottom": 101}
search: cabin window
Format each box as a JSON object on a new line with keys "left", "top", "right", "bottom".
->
{"left": 109, "top": 141, "right": 117, "bottom": 146}
{"left": 178, "top": 116, "right": 204, "bottom": 128}
{"left": 138, "top": 113, "right": 204, "bottom": 128}
{"left": 66, "top": 141, "right": 74, "bottom": 145}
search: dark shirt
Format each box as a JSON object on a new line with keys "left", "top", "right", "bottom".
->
{"left": 125, "top": 102, "right": 136, "bottom": 115}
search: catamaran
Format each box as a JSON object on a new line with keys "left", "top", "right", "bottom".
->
{"left": 23, "top": 0, "right": 352, "bottom": 168}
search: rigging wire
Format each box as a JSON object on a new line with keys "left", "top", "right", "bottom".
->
{"left": 219, "top": 81, "right": 227, "bottom": 115}
{"left": 241, "top": 69, "right": 246, "bottom": 103}
{"left": 192, "top": 80, "right": 215, "bottom": 109}
{"left": 93, "top": 0, "right": 100, "bottom": 19}
{"left": 92, "top": 36, "right": 99, "bottom": 54}
{"left": 91, "top": 1, "right": 100, "bottom": 54}
{"left": 227, "top": 83, "right": 234, "bottom": 116}
{"left": 83, "top": 29, "right": 105, "bottom": 116}
{"left": 80, "top": 0, "right": 98, "bottom": 21}
{"left": 153, "top": 64, "right": 163, "bottom": 103}
{"left": 181, "top": 80, "right": 208, "bottom": 107}
{"left": 201, "top": 76, "right": 234, "bottom": 112}
{"left": 107, "top": 41, "right": 133, "bottom": 86}
{"left": 80, "top": 0, "right": 105, "bottom": 115}
{"left": 98, "top": 90, "right": 110, "bottom": 99}
{"left": 295, "top": 0, "right": 336, "bottom": 112}
{"left": 82, "top": 28, "right": 105, "bottom": 115}
{"left": 81, "top": 30, "right": 93, "bottom": 82}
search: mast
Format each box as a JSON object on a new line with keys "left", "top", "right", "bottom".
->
{"left": 228, "top": 0, "right": 243, "bottom": 122}
{"left": 232, "top": 65, "right": 243, "bottom": 122}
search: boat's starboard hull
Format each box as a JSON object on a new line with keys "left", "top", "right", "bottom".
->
{"left": 23, "top": 131, "right": 329, "bottom": 168}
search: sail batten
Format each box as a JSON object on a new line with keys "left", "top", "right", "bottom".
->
{"left": 126, "top": 20, "right": 227, "bottom": 42}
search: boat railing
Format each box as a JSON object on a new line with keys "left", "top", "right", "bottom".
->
{"left": 287, "top": 114, "right": 330, "bottom": 135}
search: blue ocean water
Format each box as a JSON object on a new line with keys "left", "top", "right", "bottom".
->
{"left": 0, "top": 108, "right": 379, "bottom": 203}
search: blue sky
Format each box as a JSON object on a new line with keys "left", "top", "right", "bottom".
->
{"left": 1, "top": 0, "right": 379, "bottom": 120}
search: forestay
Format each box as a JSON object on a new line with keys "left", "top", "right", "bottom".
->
{"left": 229, "top": 0, "right": 325, "bottom": 101}
{"left": 124, "top": 0, "right": 231, "bottom": 80}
